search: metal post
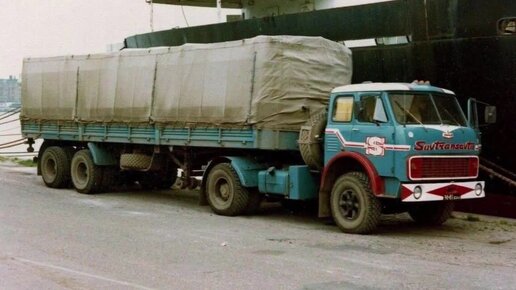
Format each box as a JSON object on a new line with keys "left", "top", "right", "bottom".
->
{"left": 217, "top": 0, "right": 222, "bottom": 23}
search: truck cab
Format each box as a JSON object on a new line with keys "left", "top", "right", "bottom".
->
{"left": 316, "top": 82, "right": 491, "bottom": 233}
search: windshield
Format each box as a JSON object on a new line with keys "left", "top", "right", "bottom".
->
{"left": 388, "top": 93, "right": 467, "bottom": 126}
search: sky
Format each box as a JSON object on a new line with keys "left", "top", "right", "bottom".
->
{"left": 0, "top": 0, "right": 234, "bottom": 79}
{"left": 0, "top": 0, "right": 383, "bottom": 79}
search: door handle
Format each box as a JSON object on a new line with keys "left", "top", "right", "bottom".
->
{"left": 352, "top": 128, "right": 360, "bottom": 132}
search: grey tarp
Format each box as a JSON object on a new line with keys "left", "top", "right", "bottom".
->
{"left": 21, "top": 35, "right": 352, "bottom": 130}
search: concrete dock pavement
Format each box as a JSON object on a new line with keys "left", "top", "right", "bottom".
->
{"left": 1, "top": 162, "right": 515, "bottom": 289}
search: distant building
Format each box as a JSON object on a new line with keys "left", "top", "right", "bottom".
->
{"left": 0, "top": 76, "right": 21, "bottom": 103}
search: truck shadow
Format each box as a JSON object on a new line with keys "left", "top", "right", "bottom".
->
{"left": 98, "top": 187, "right": 486, "bottom": 237}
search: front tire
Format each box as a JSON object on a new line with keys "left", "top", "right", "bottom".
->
{"left": 71, "top": 149, "right": 103, "bottom": 194}
{"left": 40, "top": 146, "right": 72, "bottom": 188}
{"left": 206, "top": 163, "right": 249, "bottom": 216}
{"left": 330, "top": 172, "right": 381, "bottom": 234}
{"left": 408, "top": 201, "right": 454, "bottom": 226}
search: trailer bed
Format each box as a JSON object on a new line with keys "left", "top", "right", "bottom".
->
{"left": 21, "top": 120, "right": 299, "bottom": 151}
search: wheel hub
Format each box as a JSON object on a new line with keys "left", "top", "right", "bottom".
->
{"left": 219, "top": 182, "right": 230, "bottom": 200}
{"left": 44, "top": 159, "right": 57, "bottom": 180}
{"left": 339, "top": 189, "right": 360, "bottom": 220}
{"left": 76, "top": 161, "right": 88, "bottom": 185}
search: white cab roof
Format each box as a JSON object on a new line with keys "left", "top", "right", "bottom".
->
{"left": 332, "top": 82, "right": 455, "bottom": 95}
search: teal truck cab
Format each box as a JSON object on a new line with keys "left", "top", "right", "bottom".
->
{"left": 305, "top": 81, "right": 495, "bottom": 233}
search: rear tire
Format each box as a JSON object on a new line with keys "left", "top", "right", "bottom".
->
{"left": 158, "top": 166, "right": 178, "bottom": 189}
{"left": 330, "top": 172, "right": 381, "bottom": 234}
{"left": 206, "top": 163, "right": 249, "bottom": 216}
{"left": 138, "top": 166, "right": 178, "bottom": 190}
{"left": 71, "top": 149, "right": 103, "bottom": 194}
{"left": 40, "top": 146, "right": 72, "bottom": 188}
{"left": 408, "top": 201, "right": 454, "bottom": 226}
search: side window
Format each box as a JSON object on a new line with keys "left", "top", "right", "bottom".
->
{"left": 332, "top": 96, "right": 353, "bottom": 122}
{"left": 357, "top": 95, "right": 378, "bottom": 123}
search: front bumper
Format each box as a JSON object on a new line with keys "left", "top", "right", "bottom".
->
{"left": 401, "top": 181, "right": 485, "bottom": 202}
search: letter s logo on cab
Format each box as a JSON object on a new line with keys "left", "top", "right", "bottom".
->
{"left": 366, "top": 137, "right": 386, "bottom": 156}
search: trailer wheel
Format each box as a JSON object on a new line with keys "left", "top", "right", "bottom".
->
{"left": 71, "top": 149, "right": 103, "bottom": 194}
{"left": 138, "top": 173, "right": 158, "bottom": 190}
{"left": 206, "top": 163, "right": 249, "bottom": 216}
{"left": 138, "top": 166, "right": 178, "bottom": 190}
{"left": 408, "top": 201, "right": 454, "bottom": 226}
{"left": 40, "top": 146, "right": 72, "bottom": 188}
{"left": 158, "top": 166, "right": 178, "bottom": 189}
{"left": 298, "top": 112, "right": 326, "bottom": 170}
{"left": 330, "top": 172, "right": 381, "bottom": 234}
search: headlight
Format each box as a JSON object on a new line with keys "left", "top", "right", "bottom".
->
{"left": 413, "top": 186, "right": 423, "bottom": 200}
{"left": 475, "top": 183, "right": 483, "bottom": 196}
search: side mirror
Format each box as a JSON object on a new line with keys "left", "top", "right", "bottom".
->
{"left": 468, "top": 98, "right": 496, "bottom": 128}
{"left": 485, "top": 106, "right": 497, "bottom": 124}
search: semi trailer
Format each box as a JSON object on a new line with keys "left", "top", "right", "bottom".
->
{"left": 20, "top": 36, "right": 493, "bottom": 233}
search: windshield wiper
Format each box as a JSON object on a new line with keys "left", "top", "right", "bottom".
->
{"left": 394, "top": 100, "right": 425, "bottom": 128}
{"left": 441, "top": 108, "right": 461, "bottom": 126}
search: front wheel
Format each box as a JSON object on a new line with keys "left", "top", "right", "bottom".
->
{"left": 330, "top": 172, "right": 381, "bottom": 234}
{"left": 206, "top": 163, "right": 249, "bottom": 216}
{"left": 408, "top": 201, "right": 454, "bottom": 226}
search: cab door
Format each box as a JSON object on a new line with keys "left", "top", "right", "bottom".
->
{"left": 350, "top": 93, "right": 396, "bottom": 177}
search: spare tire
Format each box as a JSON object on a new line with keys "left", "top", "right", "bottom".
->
{"left": 298, "top": 112, "right": 327, "bottom": 170}
{"left": 120, "top": 153, "right": 152, "bottom": 170}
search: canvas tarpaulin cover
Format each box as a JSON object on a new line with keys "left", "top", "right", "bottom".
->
{"left": 21, "top": 35, "right": 352, "bottom": 130}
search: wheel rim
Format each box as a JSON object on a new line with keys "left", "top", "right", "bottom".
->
{"left": 43, "top": 157, "right": 57, "bottom": 182}
{"left": 338, "top": 189, "right": 360, "bottom": 220}
{"left": 212, "top": 176, "right": 232, "bottom": 207}
{"left": 74, "top": 160, "right": 89, "bottom": 188}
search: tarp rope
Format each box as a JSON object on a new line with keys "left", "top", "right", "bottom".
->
{"left": 0, "top": 108, "right": 21, "bottom": 121}
{"left": 480, "top": 158, "right": 516, "bottom": 188}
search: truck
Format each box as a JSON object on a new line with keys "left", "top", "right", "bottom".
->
{"left": 20, "top": 35, "right": 495, "bottom": 234}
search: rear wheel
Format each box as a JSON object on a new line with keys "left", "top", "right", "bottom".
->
{"left": 138, "top": 166, "right": 178, "bottom": 190}
{"left": 206, "top": 163, "right": 249, "bottom": 216}
{"left": 71, "top": 149, "right": 103, "bottom": 194}
{"left": 408, "top": 201, "right": 454, "bottom": 226}
{"left": 40, "top": 146, "right": 71, "bottom": 188}
{"left": 156, "top": 165, "right": 178, "bottom": 189}
{"left": 330, "top": 172, "right": 381, "bottom": 234}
